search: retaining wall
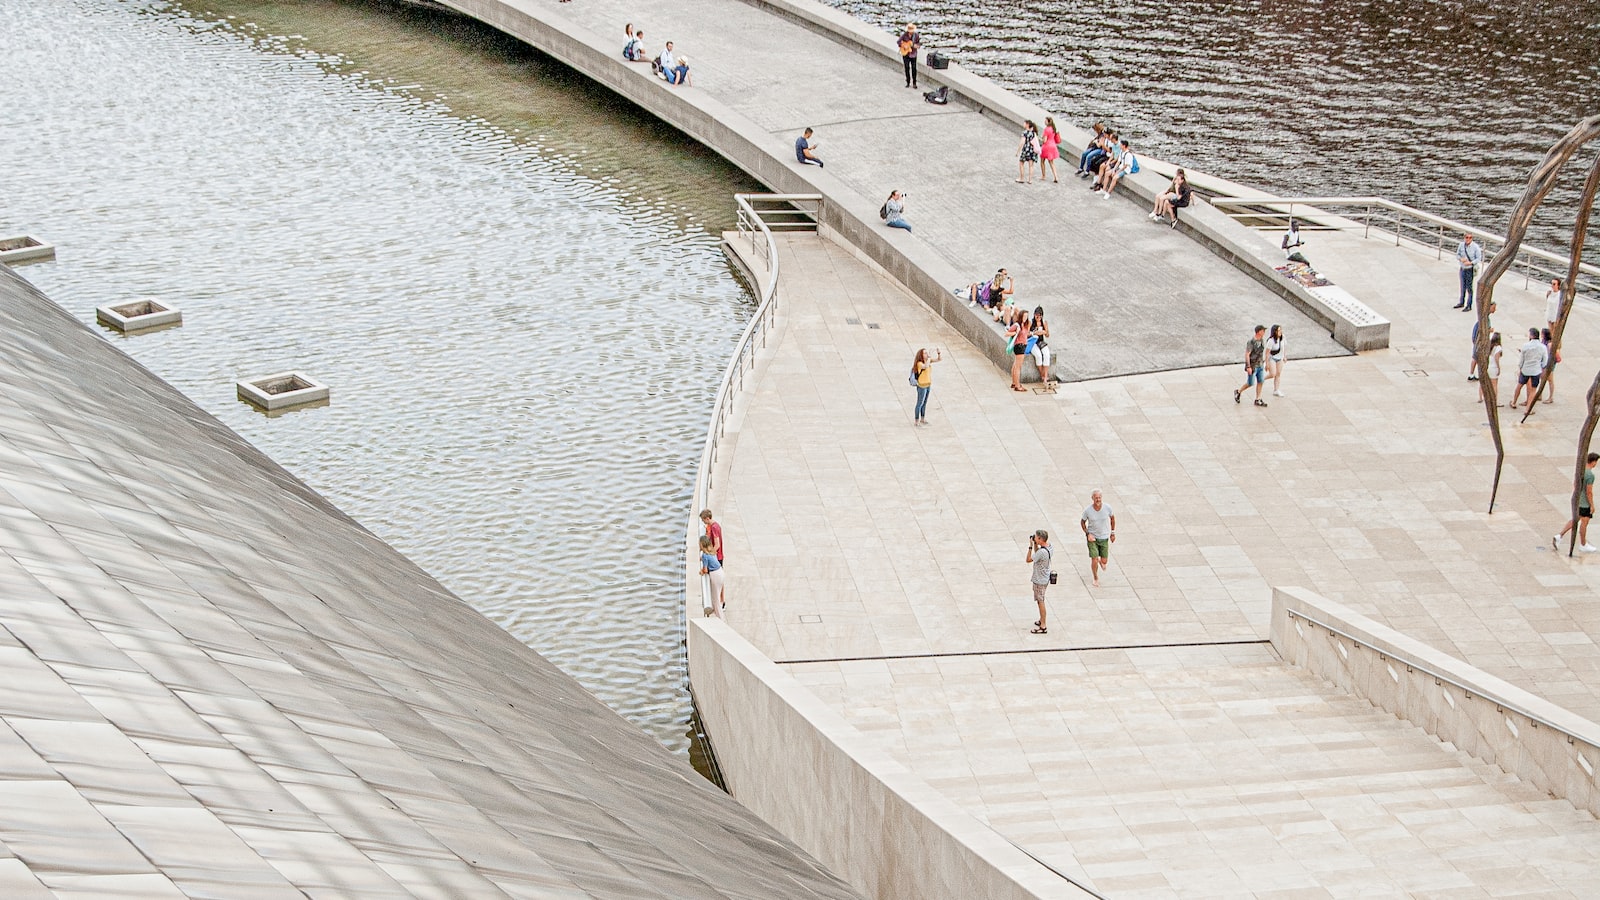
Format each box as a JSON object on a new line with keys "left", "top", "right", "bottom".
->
{"left": 687, "top": 618, "right": 1088, "bottom": 900}
{"left": 1271, "top": 586, "right": 1600, "bottom": 818}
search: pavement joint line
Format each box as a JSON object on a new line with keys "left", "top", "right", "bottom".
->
{"left": 771, "top": 108, "right": 977, "bottom": 133}
{"left": 773, "top": 638, "right": 1271, "bottom": 666}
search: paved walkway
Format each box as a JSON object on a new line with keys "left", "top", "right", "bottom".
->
{"left": 540, "top": 0, "right": 1347, "bottom": 378}
{"left": 712, "top": 228, "right": 1600, "bottom": 894}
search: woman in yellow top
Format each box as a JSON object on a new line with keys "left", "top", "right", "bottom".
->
{"left": 912, "top": 347, "right": 942, "bottom": 425}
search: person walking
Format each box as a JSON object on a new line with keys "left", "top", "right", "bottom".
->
{"left": 911, "top": 347, "right": 941, "bottom": 425}
{"left": 794, "top": 127, "right": 823, "bottom": 168}
{"left": 699, "top": 535, "right": 726, "bottom": 616}
{"left": 1026, "top": 529, "right": 1051, "bottom": 634}
{"left": 1265, "top": 324, "right": 1286, "bottom": 397}
{"left": 1039, "top": 117, "right": 1062, "bottom": 182}
{"left": 898, "top": 24, "right": 921, "bottom": 88}
{"left": 1016, "top": 120, "right": 1040, "bottom": 184}
{"left": 1080, "top": 490, "right": 1115, "bottom": 587}
{"left": 1233, "top": 325, "right": 1269, "bottom": 407}
{"left": 1539, "top": 327, "right": 1558, "bottom": 404}
{"left": 1555, "top": 453, "right": 1600, "bottom": 554}
{"left": 1509, "top": 327, "right": 1548, "bottom": 411}
{"left": 1476, "top": 332, "right": 1502, "bottom": 404}
{"left": 1453, "top": 233, "right": 1483, "bottom": 311}
{"left": 881, "top": 190, "right": 912, "bottom": 232}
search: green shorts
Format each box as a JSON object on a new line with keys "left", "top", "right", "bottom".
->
{"left": 1087, "top": 537, "right": 1109, "bottom": 559}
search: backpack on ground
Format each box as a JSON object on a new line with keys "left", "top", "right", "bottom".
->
{"left": 923, "top": 86, "right": 949, "bottom": 105}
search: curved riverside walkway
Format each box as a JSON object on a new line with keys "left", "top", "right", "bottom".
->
{"left": 708, "top": 226, "right": 1600, "bottom": 896}
{"left": 441, "top": 0, "right": 1349, "bottom": 380}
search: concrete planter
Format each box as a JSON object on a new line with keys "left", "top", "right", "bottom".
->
{"left": 236, "top": 372, "right": 330, "bottom": 412}
{"left": 0, "top": 235, "right": 56, "bottom": 265}
{"left": 96, "top": 299, "right": 183, "bottom": 334}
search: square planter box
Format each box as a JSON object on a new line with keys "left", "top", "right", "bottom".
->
{"left": 0, "top": 235, "right": 55, "bottom": 265}
{"left": 97, "top": 299, "right": 183, "bottom": 333}
{"left": 237, "top": 371, "right": 330, "bottom": 412}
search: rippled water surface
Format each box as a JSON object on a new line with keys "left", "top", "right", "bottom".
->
{"left": 1, "top": 0, "right": 759, "bottom": 755}
{"left": 831, "top": 0, "right": 1600, "bottom": 250}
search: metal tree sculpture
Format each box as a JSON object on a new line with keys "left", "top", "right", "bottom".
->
{"left": 1473, "top": 114, "right": 1600, "bottom": 516}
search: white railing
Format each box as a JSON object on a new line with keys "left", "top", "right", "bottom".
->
{"left": 1209, "top": 195, "right": 1600, "bottom": 301}
{"left": 685, "top": 194, "right": 820, "bottom": 618}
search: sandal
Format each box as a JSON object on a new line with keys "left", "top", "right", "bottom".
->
{"left": 1031, "top": 626, "right": 1048, "bottom": 634}
{"left": 1011, "top": 386, "right": 1027, "bottom": 392}
{"left": 1254, "top": 399, "right": 1268, "bottom": 407}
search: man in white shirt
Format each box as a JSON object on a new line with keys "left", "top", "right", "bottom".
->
{"left": 1453, "top": 233, "right": 1483, "bottom": 311}
{"left": 1509, "top": 327, "right": 1548, "bottom": 410}
{"left": 1080, "top": 490, "right": 1115, "bottom": 587}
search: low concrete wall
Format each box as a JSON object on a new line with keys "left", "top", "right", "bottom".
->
{"left": 688, "top": 619, "right": 1089, "bottom": 900}
{"left": 737, "top": 0, "right": 1389, "bottom": 352}
{"left": 1271, "top": 587, "right": 1600, "bottom": 818}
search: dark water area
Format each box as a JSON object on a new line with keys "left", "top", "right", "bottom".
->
{"left": 0, "top": 0, "right": 760, "bottom": 760}
{"left": 830, "top": 0, "right": 1600, "bottom": 257}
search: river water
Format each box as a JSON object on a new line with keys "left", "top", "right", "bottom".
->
{"left": 831, "top": 0, "right": 1600, "bottom": 253}
{"left": 0, "top": 0, "right": 758, "bottom": 757}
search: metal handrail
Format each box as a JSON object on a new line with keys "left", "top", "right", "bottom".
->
{"left": 685, "top": 194, "right": 821, "bottom": 622}
{"left": 1285, "top": 608, "right": 1600, "bottom": 749}
{"left": 1209, "top": 195, "right": 1600, "bottom": 300}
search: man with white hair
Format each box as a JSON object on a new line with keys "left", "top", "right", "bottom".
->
{"left": 1080, "top": 490, "right": 1116, "bottom": 587}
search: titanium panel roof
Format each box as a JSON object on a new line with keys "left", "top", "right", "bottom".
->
{"left": 0, "top": 266, "right": 860, "bottom": 900}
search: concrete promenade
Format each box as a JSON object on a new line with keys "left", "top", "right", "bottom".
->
{"left": 711, "top": 227, "right": 1600, "bottom": 895}
{"left": 444, "top": 0, "right": 1348, "bottom": 379}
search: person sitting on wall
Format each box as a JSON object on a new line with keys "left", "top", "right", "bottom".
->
{"left": 959, "top": 268, "right": 1012, "bottom": 312}
{"left": 1094, "top": 139, "right": 1138, "bottom": 199}
{"left": 1076, "top": 123, "right": 1108, "bottom": 178}
{"left": 623, "top": 26, "right": 649, "bottom": 62}
{"left": 795, "top": 128, "right": 823, "bottom": 168}
{"left": 655, "top": 42, "right": 691, "bottom": 85}
{"left": 1282, "top": 218, "right": 1310, "bottom": 264}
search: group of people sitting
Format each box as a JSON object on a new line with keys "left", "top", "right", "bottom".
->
{"left": 1075, "top": 123, "right": 1192, "bottom": 225}
{"left": 623, "top": 24, "right": 691, "bottom": 85}
{"left": 957, "top": 269, "right": 1054, "bottom": 389}
{"left": 1075, "top": 123, "right": 1139, "bottom": 200}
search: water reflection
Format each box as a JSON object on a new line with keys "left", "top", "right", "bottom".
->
{"left": 828, "top": 0, "right": 1600, "bottom": 253}
{"left": 1, "top": 0, "right": 761, "bottom": 754}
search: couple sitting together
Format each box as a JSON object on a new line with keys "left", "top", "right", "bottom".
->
{"left": 961, "top": 268, "right": 1026, "bottom": 326}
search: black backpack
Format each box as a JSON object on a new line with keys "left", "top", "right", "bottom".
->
{"left": 923, "top": 86, "right": 949, "bottom": 105}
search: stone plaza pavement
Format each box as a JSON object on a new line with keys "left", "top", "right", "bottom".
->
{"left": 712, "top": 228, "right": 1600, "bottom": 895}
{"left": 537, "top": 0, "right": 1347, "bottom": 378}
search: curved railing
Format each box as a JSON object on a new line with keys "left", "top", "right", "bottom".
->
{"left": 1209, "top": 195, "right": 1600, "bottom": 301}
{"left": 685, "top": 194, "right": 821, "bottom": 617}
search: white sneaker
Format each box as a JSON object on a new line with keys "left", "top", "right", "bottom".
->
{"left": 1102, "top": 192, "right": 1111, "bottom": 200}
{"left": 1583, "top": 544, "right": 1598, "bottom": 553}
{"left": 1147, "top": 212, "right": 1158, "bottom": 220}
{"left": 1553, "top": 535, "right": 1562, "bottom": 551}
{"left": 1273, "top": 390, "right": 1285, "bottom": 397}
{"left": 1093, "top": 189, "right": 1105, "bottom": 195}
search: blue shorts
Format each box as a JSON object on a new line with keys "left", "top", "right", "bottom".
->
{"left": 1245, "top": 366, "right": 1266, "bottom": 386}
